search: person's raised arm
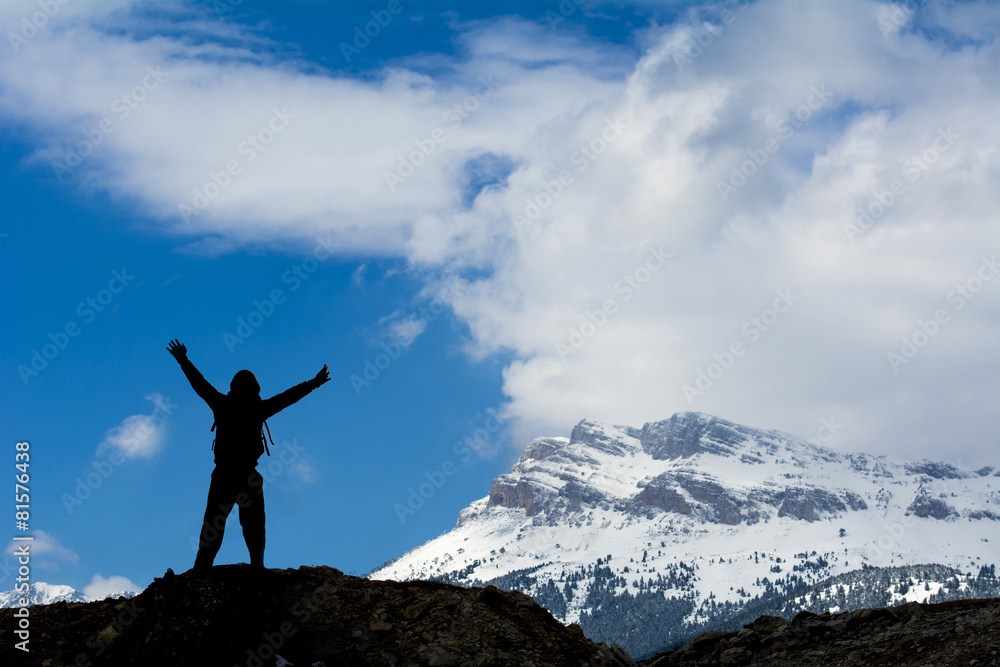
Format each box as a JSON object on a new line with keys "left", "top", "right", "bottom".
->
{"left": 167, "top": 339, "right": 223, "bottom": 409}
{"left": 261, "top": 364, "right": 330, "bottom": 419}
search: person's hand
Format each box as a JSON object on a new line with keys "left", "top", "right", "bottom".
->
{"left": 167, "top": 339, "right": 188, "bottom": 362}
{"left": 314, "top": 364, "right": 330, "bottom": 386}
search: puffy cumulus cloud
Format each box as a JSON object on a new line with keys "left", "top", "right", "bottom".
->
{"left": 83, "top": 573, "right": 142, "bottom": 600}
{"left": 3, "top": 1, "right": 1000, "bottom": 463}
{"left": 6, "top": 530, "right": 79, "bottom": 569}
{"left": 444, "top": 0, "right": 1000, "bottom": 461}
{"left": 97, "top": 393, "right": 174, "bottom": 459}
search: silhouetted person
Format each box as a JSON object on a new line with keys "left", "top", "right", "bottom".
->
{"left": 167, "top": 339, "right": 329, "bottom": 572}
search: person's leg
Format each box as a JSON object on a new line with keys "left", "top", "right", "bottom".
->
{"left": 194, "top": 469, "right": 237, "bottom": 571}
{"left": 239, "top": 469, "right": 266, "bottom": 568}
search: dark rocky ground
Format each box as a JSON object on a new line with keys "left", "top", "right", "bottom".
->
{"left": 0, "top": 564, "right": 634, "bottom": 666}
{"left": 640, "top": 598, "right": 1000, "bottom": 666}
{"left": 1, "top": 564, "right": 998, "bottom": 666}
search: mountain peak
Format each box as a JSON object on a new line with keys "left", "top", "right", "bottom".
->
{"left": 636, "top": 411, "right": 757, "bottom": 460}
{"left": 372, "top": 411, "right": 998, "bottom": 657}
{"left": 483, "top": 411, "right": 856, "bottom": 522}
{"left": 568, "top": 419, "right": 640, "bottom": 457}
{"left": 565, "top": 411, "right": 821, "bottom": 463}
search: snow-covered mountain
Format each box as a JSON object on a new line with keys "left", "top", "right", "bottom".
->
{"left": 0, "top": 582, "right": 89, "bottom": 607}
{"left": 370, "top": 411, "right": 1000, "bottom": 657}
{"left": 0, "top": 582, "right": 136, "bottom": 608}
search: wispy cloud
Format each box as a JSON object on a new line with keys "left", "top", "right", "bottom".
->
{"left": 378, "top": 310, "right": 429, "bottom": 348}
{"left": 288, "top": 461, "right": 318, "bottom": 484}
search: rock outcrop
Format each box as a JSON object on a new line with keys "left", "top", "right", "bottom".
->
{"left": 5, "top": 564, "right": 998, "bottom": 666}
{"left": 905, "top": 491, "right": 959, "bottom": 520}
{"left": 640, "top": 598, "right": 1000, "bottom": 666}
{"left": 0, "top": 565, "right": 635, "bottom": 667}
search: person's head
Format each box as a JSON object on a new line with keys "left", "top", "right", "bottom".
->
{"left": 230, "top": 369, "right": 260, "bottom": 396}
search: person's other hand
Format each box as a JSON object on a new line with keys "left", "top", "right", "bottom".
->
{"left": 314, "top": 364, "right": 330, "bottom": 386}
{"left": 167, "top": 339, "right": 188, "bottom": 361}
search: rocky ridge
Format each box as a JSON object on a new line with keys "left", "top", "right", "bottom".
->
{"left": 3, "top": 564, "right": 998, "bottom": 666}
{"left": 641, "top": 597, "right": 1000, "bottom": 666}
{"left": 0, "top": 564, "right": 635, "bottom": 667}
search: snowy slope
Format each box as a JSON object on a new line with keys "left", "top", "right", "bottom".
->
{"left": 370, "top": 412, "right": 1000, "bottom": 634}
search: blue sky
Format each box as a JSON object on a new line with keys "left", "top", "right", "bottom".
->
{"left": 2, "top": 0, "right": 998, "bottom": 596}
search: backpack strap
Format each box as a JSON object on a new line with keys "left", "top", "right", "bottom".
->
{"left": 262, "top": 420, "right": 273, "bottom": 456}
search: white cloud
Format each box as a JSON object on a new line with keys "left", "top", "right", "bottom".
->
{"left": 378, "top": 310, "right": 429, "bottom": 348}
{"left": 288, "top": 461, "right": 318, "bottom": 484}
{"left": 351, "top": 263, "right": 367, "bottom": 286}
{"left": 83, "top": 573, "right": 142, "bottom": 600}
{"left": 97, "top": 393, "right": 172, "bottom": 459}
{"left": 6, "top": 530, "right": 79, "bottom": 569}
{"left": 3, "top": 2, "right": 999, "bottom": 464}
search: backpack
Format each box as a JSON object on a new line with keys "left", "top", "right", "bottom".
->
{"left": 210, "top": 419, "right": 274, "bottom": 457}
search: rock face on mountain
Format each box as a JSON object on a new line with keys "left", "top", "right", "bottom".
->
{"left": 641, "top": 597, "right": 1000, "bottom": 666}
{"left": 478, "top": 412, "right": 932, "bottom": 528}
{"left": 635, "top": 413, "right": 761, "bottom": 460}
{"left": 905, "top": 491, "right": 958, "bottom": 520}
{"left": 0, "top": 564, "right": 635, "bottom": 667}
